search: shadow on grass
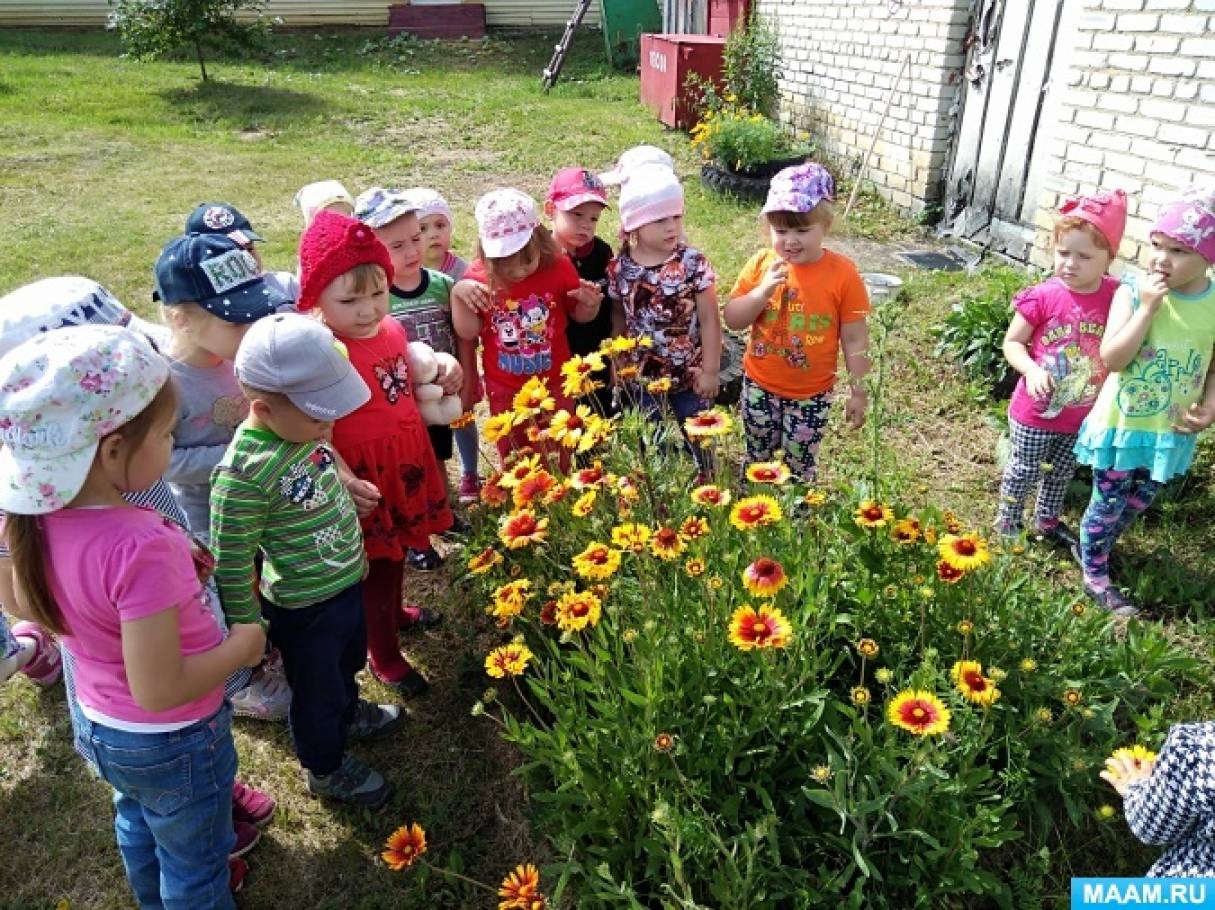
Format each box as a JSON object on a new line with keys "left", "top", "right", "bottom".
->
{"left": 159, "top": 79, "right": 328, "bottom": 126}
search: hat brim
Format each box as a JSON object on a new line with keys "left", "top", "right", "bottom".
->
{"left": 597, "top": 167, "right": 625, "bottom": 187}
{"left": 480, "top": 227, "right": 535, "bottom": 259}
{"left": 553, "top": 192, "right": 610, "bottom": 212}
{"left": 0, "top": 439, "right": 95, "bottom": 515}
{"left": 290, "top": 367, "right": 372, "bottom": 422}
{"left": 198, "top": 277, "right": 291, "bottom": 325}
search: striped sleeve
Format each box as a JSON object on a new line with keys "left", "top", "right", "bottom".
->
{"left": 209, "top": 466, "right": 269, "bottom": 626}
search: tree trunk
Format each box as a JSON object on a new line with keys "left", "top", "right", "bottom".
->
{"left": 194, "top": 39, "right": 208, "bottom": 81}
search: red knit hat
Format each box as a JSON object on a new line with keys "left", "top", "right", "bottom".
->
{"left": 297, "top": 210, "right": 394, "bottom": 312}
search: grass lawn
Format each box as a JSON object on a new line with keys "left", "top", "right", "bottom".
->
{"left": 2, "top": 25, "right": 1214, "bottom": 909}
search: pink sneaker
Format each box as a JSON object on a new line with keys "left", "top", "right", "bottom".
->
{"left": 229, "top": 857, "right": 248, "bottom": 894}
{"left": 11, "top": 621, "right": 61, "bottom": 687}
{"left": 230, "top": 820, "right": 261, "bottom": 859}
{"left": 458, "top": 473, "right": 481, "bottom": 504}
{"left": 232, "top": 778, "right": 276, "bottom": 827}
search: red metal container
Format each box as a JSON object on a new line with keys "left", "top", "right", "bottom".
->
{"left": 639, "top": 34, "right": 726, "bottom": 130}
{"left": 708, "top": 0, "right": 749, "bottom": 35}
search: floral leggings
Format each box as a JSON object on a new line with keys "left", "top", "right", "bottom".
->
{"left": 740, "top": 376, "right": 832, "bottom": 482}
{"left": 1078, "top": 467, "right": 1163, "bottom": 585}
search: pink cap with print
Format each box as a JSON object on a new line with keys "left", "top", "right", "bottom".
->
{"left": 1152, "top": 184, "right": 1215, "bottom": 264}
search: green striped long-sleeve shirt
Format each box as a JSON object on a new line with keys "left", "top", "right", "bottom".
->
{"left": 209, "top": 424, "right": 367, "bottom": 625}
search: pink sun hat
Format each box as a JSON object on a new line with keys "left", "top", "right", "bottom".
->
{"left": 1152, "top": 184, "right": 1215, "bottom": 264}
{"left": 475, "top": 189, "right": 540, "bottom": 258}
{"left": 1058, "top": 188, "right": 1128, "bottom": 254}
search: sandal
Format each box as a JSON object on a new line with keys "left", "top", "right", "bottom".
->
{"left": 1084, "top": 586, "right": 1140, "bottom": 618}
{"left": 11, "top": 621, "right": 62, "bottom": 687}
{"left": 406, "top": 547, "right": 444, "bottom": 571}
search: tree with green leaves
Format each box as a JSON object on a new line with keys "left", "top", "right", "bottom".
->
{"left": 108, "top": 0, "right": 271, "bottom": 82}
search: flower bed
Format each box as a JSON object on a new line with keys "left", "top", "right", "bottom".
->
{"left": 459, "top": 345, "right": 1196, "bottom": 908}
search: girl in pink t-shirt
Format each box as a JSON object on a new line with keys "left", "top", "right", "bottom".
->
{"left": 0, "top": 326, "right": 264, "bottom": 908}
{"left": 995, "top": 189, "right": 1128, "bottom": 545}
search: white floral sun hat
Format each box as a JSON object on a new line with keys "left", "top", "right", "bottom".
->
{"left": 475, "top": 189, "right": 540, "bottom": 259}
{"left": 0, "top": 325, "right": 169, "bottom": 515}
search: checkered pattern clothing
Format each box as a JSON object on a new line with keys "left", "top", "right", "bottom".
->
{"left": 995, "top": 417, "right": 1079, "bottom": 531}
{"left": 1125, "top": 722, "right": 1215, "bottom": 877}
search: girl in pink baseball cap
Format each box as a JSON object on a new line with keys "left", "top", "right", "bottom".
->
{"left": 994, "top": 188, "right": 1127, "bottom": 550}
{"left": 1073, "top": 184, "right": 1215, "bottom": 615}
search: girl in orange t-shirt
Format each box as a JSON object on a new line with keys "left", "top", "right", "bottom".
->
{"left": 724, "top": 163, "right": 870, "bottom": 482}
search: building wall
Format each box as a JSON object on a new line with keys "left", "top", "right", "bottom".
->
{"left": 0, "top": 0, "right": 599, "bottom": 29}
{"left": 754, "top": 0, "right": 971, "bottom": 215}
{"left": 1028, "top": 0, "right": 1215, "bottom": 269}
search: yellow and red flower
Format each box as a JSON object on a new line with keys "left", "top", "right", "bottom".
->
{"left": 691, "top": 484, "right": 731, "bottom": 507}
{"left": 730, "top": 495, "right": 783, "bottom": 530}
{"left": 646, "top": 377, "right": 674, "bottom": 394}
{"left": 679, "top": 516, "right": 710, "bottom": 540}
{"left": 938, "top": 532, "right": 991, "bottom": 571}
{"left": 601, "top": 335, "right": 638, "bottom": 355}
{"left": 572, "top": 542, "right": 622, "bottom": 580}
{"left": 555, "top": 589, "right": 602, "bottom": 631}
{"left": 611, "top": 522, "right": 652, "bottom": 552}
{"left": 481, "top": 472, "right": 510, "bottom": 507}
{"left": 382, "top": 823, "right": 427, "bottom": 870}
{"left": 538, "top": 599, "right": 558, "bottom": 625}
{"left": 449, "top": 410, "right": 476, "bottom": 429}
{"left": 512, "top": 376, "right": 556, "bottom": 415}
{"left": 512, "top": 469, "right": 558, "bottom": 509}
{"left": 856, "top": 638, "right": 879, "bottom": 658}
{"left": 548, "top": 405, "right": 595, "bottom": 450}
{"left": 653, "top": 732, "right": 676, "bottom": 753}
{"left": 615, "top": 475, "right": 641, "bottom": 503}
{"left": 684, "top": 408, "right": 734, "bottom": 438}
{"left": 561, "top": 353, "right": 605, "bottom": 398}
{"left": 571, "top": 461, "right": 607, "bottom": 489}
{"left": 499, "top": 509, "right": 549, "bottom": 549}
{"left": 741, "top": 557, "right": 788, "bottom": 597}
{"left": 617, "top": 365, "right": 641, "bottom": 381}
{"left": 728, "top": 604, "right": 793, "bottom": 651}
{"left": 891, "top": 517, "right": 922, "bottom": 544}
{"left": 499, "top": 454, "right": 543, "bottom": 489}
{"left": 571, "top": 490, "right": 597, "bottom": 517}
{"left": 483, "top": 411, "right": 519, "bottom": 443}
{"left": 684, "top": 557, "right": 707, "bottom": 577}
{"left": 951, "top": 660, "right": 1001, "bottom": 707}
{"left": 490, "top": 579, "right": 533, "bottom": 622}
{"left": 745, "top": 460, "right": 791, "bottom": 485}
{"left": 803, "top": 489, "right": 827, "bottom": 507}
{"left": 1105, "top": 744, "right": 1158, "bottom": 783}
{"left": 650, "top": 526, "right": 685, "bottom": 560}
{"left": 936, "top": 560, "right": 966, "bottom": 584}
{"left": 854, "top": 500, "right": 894, "bottom": 528}
{"left": 467, "top": 547, "right": 503, "bottom": 575}
{"left": 887, "top": 690, "right": 951, "bottom": 736}
{"left": 485, "top": 642, "right": 534, "bottom": 678}
{"left": 499, "top": 863, "right": 546, "bottom": 909}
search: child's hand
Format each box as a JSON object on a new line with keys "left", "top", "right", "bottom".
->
{"left": 1172, "top": 401, "right": 1215, "bottom": 434}
{"left": 228, "top": 623, "right": 268, "bottom": 667}
{"left": 844, "top": 386, "right": 868, "bottom": 430}
{"left": 453, "top": 280, "right": 492, "bottom": 313}
{"left": 1026, "top": 365, "right": 1054, "bottom": 400}
{"left": 760, "top": 260, "right": 789, "bottom": 294}
{"left": 189, "top": 538, "right": 216, "bottom": 584}
{"left": 435, "top": 360, "right": 464, "bottom": 396}
{"left": 691, "top": 367, "right": 719, "bottom": 401}
{"left": 570, "top": 280, "right": 604, "bottom": 311}
{"left": 1140, "top": 272, "right": 1170, "bottom": 314}
{"left": 344, "top": 477, "right": 381, "bottom": 518}
{"left": 1100, "top": 754, "right": 1157, "bottom": 797}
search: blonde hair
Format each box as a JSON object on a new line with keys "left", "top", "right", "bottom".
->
{"left": 764, "top": 203, "right": 836, "bottom": 231}
{"left": 1052, "top": 216, "right": 1113, "bottom": 254}
{"left": 343, "top": 262, "right": 389, "bottom": 295}
{"left": 6, "top": 379, "right": 179, "bottom": 636}
{"left": 476, "top": 225, "right": 562, "bottom": 293}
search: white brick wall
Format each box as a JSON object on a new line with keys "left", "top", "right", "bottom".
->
{"left": 755, "top": 0, "right": 970, "bottom": 214}
{"left": 1028, "top": 0, "right": 1215, "bottom": 269}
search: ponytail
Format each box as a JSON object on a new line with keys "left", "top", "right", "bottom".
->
{"left": 4, "top": 515, "right": 66, "bottom": 635}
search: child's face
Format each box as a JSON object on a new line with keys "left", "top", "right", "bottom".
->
{"left": 376, "top": 213, "right": 424, "bottom": 283}
{"left": 253, "top": 395, "right": 333, "bottom": 444}
{"left": 770, "top": 222, "right": 827, "bottom": 266}
{"left": 176, "top": 305, "right": 251, "bottom": 361}
{"left": 112, "top": 406, "right": 176, "bottom": 493}
{"left": 634, "top": 215, "right": 683, "bottom": 255}
{"left": 419, "top": 213, "right": 453, "bottom": 266}
{"left": 317, "top": 269, "right": 389, "bottom": 339}
{"left": 1149, "top": 233, "right": 1209, "bottom": 291}
{"left": 496, "top": 245, "right": 541, "bottom": 284}
{"left": 551, "top": 202, "right": 605, "bottom": 251}
{"left": 1053, "top": 228, "right": 1112, "bottom": 293}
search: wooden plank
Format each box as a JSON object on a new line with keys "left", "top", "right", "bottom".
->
{"left": 970, "top": 0, "right": 1032, "bottom": 219}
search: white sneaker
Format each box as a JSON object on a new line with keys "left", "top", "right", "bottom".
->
{"left": 230, "top": 664, "right": 291, "bottom": 721}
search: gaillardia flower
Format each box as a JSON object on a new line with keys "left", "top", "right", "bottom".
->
{"left": 555, "top": 590, "right": 602, "bottom": 632}
{"left": 611, "top": 522, "right": 652, "bottom": 552}
{"left": 854, "top": 500, "right": 894, "bottom": 528}
{"left": 745, "top": 460, "right": 792, "bottom": 485}
{"left": 684, "top": 408, "right": 734, "bottom": 438}
{"left": 730, "top": 495, "right": 783, "bottom": 530}
{"left": 887, "top": 690, "right": 951, "bottom": 736}
{"left": 728, "top": 604, "right": 792, "bottom": 651}
{"left": 467, "top": 547, "right": 503, "bottom": 575}
{"left": 499, "top": 509, "right": 549, "bottom": 549}
{"left": 499, "top": 863, "right": 546, "bottom": 909}
{"left": 485, "top": 642, "right": 534, "bottom": 678}
{"left": 572, "top": 542, "right": 622, "bottom": 580}
{"left": 938, "top": 532, "right": 991, "bottom": 571}
{"left": 382, "top": 823, "right": 427, "bottom": 870}
{"left": 936, "top": 560, "right": 965, "bottom": 584}
{"left": 650, "top": 527, "right": 685, "bottom": 560}
{"left": 679, "top": 516, "right": 710, "bottom": 540}
{"left": 951, "top": 660, "right": 1000, "bottom": 707}
{"left": 691, "top": 484, "right": 731, "bottom": 507}
{"left": 742, "top": 557, "right": 788, "bottom": 597}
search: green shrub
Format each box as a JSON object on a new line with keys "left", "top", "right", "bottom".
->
{"left": 933, "top": 268, "right": 1034, "bottom": 398}
{"left": 463, "top": 365, "right": 1195, "bottom": 908}
{"left": 690, "top": 107, "right": 811, "bottom": 174}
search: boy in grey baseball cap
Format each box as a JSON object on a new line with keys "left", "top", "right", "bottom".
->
{"left": 210, "top": 313, "right": 403, "bottom": 808}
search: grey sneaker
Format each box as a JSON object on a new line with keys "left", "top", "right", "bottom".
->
{"left": 348, "top": 699, "right": 404, "bottom": 741}
{"left": 307, "top": 753, "right": 390, "bottom": 808}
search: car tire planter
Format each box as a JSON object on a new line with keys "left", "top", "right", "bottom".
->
{"left": 699, "top": 156, "right": 808, "bottom": 202}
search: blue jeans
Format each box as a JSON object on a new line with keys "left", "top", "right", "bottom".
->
{"left": 75, "top": 704, "right": 237, "bottom": 910}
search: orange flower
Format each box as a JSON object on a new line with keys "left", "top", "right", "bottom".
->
{"left": 649, "top": 526, "right": 685, "bottom": 560}
{"left": 679, "top": 516, "right": 710, "bottom": 540}
{"left": 887, "top": 690, "right": 951, "bottom": 736}
{"left": 741, "top": 557, "right": 787, "bottom": 597}
{"left": 499, "top": 863, "right": 546, "bottom": 909}
{"left": 730, "top": 495, "right": 783, "bottom": 530}
{"left": 728, "top": 604, "right": 792, "bottom": 650}
{"left": 481, "top": 473, "right": 510, "bottom": 508}
{"left": 467, "top": 547, "right": 503, "bottom": 575}
{"left": 936, "top": 559, "right": 965, "bottom": 584}
{"left": 382, "top": 823, "right": 427, "bottom": 870}
{"left": 499, "top": 509, "right": 549, "bottom": 549}
{"left": 449, "top": 410, "right": 476, "bottom": 429}
{"left": 691, "top": 484, "right": 731, "bottom": 507}
{"left": 891, "top": 517, "right": 921, "bottom": 544}
{"left": 512, "top": 469, "right": 557, "bottom": 509}
{"left": 571, "top": 462, "right": 607, "bottom": 489}
{"left": 571, "top": 489, "right": 596, "bottom": 517}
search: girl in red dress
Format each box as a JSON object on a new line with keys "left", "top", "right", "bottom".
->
{"left": 297, "top": 212, "right": 459, "bottom": 695}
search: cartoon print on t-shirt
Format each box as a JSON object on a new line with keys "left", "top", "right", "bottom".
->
{"left": 752, "top": 286, "right": 831, "bottom": 368}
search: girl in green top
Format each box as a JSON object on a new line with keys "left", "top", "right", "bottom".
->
{"left": 1074, "top": 186, "right": 1215, "bottom": 615}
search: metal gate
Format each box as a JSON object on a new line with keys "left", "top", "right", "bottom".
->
{"left": 942, "top": 0, "right": 1069, "bottom": 261}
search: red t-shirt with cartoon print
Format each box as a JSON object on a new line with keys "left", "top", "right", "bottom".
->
{"left": 465, "top": 256, "right": 582, "bottom": 397}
